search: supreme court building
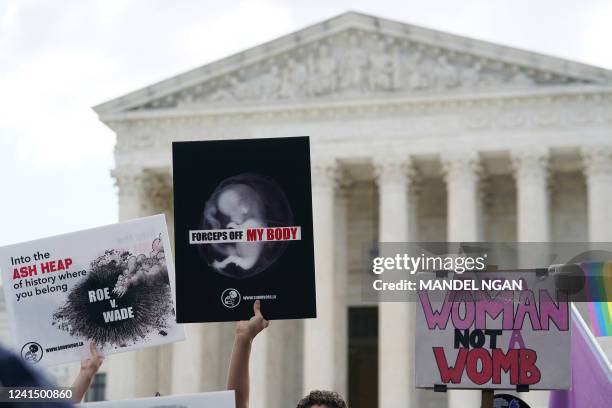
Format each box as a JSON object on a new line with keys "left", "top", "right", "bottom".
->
{"left": 93, "top": 12, "right": 612, "bottom": 408}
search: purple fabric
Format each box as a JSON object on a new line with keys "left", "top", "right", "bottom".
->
{"left": 549, "top": 315, "right": 612, "bottom": 408}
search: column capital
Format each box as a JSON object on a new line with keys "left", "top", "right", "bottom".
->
{"left": 311, "top": 158, "right": 340, "bottom": 191}
{"left": 512, "top": 149, "right": 550, "bottom": 242}
{"left": 141, "top": 170, "right": 173, "bottom": 213}
{"left": 441, "top": 151, "right": 482, "bottom": 186}
{"left": 511, "top": 148, "right": 549, "bottom": 181}
{"left": 111, "top": 167, "right": 145, "bottom": 198}
{"left": 336, "top": 170, "right": 353, "bottom": 199}
{"left": 582, "top": 146, "right": 612, "bottom": 241}
{"left": 372, "top": 155, "right": 415, "bottom": 187}
{"left": 582, "top": 145, "right": 612, "bottom": 180}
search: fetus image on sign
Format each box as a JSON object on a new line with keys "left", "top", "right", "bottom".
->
{"left": 200, "top": 173, "right": 294, "bottom": 278}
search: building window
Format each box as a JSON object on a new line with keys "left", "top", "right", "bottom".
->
{"left": 348, "top": 306, "right": 378, "bottom": 408}
{"left": 84, "top": 373, "right": 106, "bottom": 402}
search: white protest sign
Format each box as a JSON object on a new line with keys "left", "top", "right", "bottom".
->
{"left": 0, "top": 215, "right": 185, "bottom": 367}
{"left": 415, "top": 272, "right": 571, "bottom": 389}
{"left": 78, "top": 391, "right": 235, "bottom": 408}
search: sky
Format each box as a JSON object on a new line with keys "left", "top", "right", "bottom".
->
{"left": 1, "top": 0, "right": 612, "bottom": 247}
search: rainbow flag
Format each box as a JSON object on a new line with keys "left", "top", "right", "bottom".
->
{"left": 581, "top": 262, "right": 612, "bottom": 337}
{"left": 549, "top": 304, "right": 612, "bottom": 408}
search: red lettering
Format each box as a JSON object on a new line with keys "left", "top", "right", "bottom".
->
{"left": 433, "top": 347, "right": 466, "bottom": 384}
{"left": 465, "top": 348, "right": 492, "bottom": 385}
{"left": 13, "top": 265, "right": 37, "bottom": 279}
{"left": 492, "top": 349, "right": 518, "bottom": 384}
{"left": 435, "top": 347, "right": 540, "bottom": 386}
{"left": 39, "top": 258, "right": 72, "bottom": 274}
{"left": 41, "top": 261, "right": 57, "bottom": 273}
{"left": 246, "top": 229, "right": 259, "bottom": 241}
{"left": 267, "top": 229, "right": 274, "bottom": 240}
{"left": 519, "top": 349, "right": 541, "bottom": 385}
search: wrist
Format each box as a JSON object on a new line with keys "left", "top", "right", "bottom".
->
{"left": 79, "top": 367, "right": 97, "bottom": 379}
{"left": 235, "top": 329, "right": 254, "bottom": 344}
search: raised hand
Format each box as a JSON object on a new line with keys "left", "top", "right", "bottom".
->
{"left": 228, "top": 300, "right": 270, "bottom": 408}
{"left": 80, "top": 342, "right": 104, "bottom": 376}
{"left": 236, "top": 300, "right": 270, "bottom": 342}
{"left": 71, "top": 342, "right": 104, "bottom": 402}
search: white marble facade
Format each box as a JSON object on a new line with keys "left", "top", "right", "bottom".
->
{"left": 92, "top": 12, "right": 612, "bottom": 408}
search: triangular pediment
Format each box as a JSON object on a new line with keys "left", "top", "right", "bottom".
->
{"left": 94, "top": 12, "right": 612, "bottom": 116}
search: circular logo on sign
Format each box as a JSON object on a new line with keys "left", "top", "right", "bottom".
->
{"left": 21, "top": 342, "right": 43, "bottom": 364}
{"left": 221, "top": 288, "right": 241, "bottom": 308}
{"left": 494, "top": 394, "right": 531, "bottom": 408}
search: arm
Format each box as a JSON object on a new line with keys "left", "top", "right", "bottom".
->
{"left": 71, "top": 342, "right": 104, "bottom": 403}
{"left": 227, "top": 300, "right": 269, "bottom": 408}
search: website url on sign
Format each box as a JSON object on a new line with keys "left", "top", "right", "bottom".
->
{"left": 243, "top": 295, "right": 277, "bottom": 300}
{"left": 45, "top": 341, "right": 84, "bottom": 353}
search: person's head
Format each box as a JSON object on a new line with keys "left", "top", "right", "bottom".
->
{"left": 296, "top": 390, "right": 347, "bottom": 408}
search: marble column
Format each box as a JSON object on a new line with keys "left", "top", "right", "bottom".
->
{"left": 249, "top": 326, "right": 269, "bottom": 406}
{"left": 442, "top": 152, "right": 483, "bottom": 243}
{"left": 374, "top": 155, "right": 417, "bottom": 408}
{"left": 512, "top": 149, "right": 550, "bottom": 242}
{"left": 106, "top": 168, "right": 149, "bottom": 399}
{"left": 333, "top": 174, "right": 351, "bottom": 399}
{"left": 582, "top": 146, "right": 612, "bottom": 242}
{"left": 115, "top": 169, "right": 144, "bottom": 223}
{"left": 266, "top": 317, "right": 305, "bottom": 407}
{"left": 250, "top": 318, "right": 299, "bottom": 408}
{"left": 141, "top": 171, "right": 177, "bottom": 396}
{"left": 441, "top": 152, "right": 482, "bottom": 408}
{"left": 132, "top": 171, "right": 179, "bottom": 397}
{"left": 170, "top": 324, "right": 218, "bottom": 394}
{"left": 511, "top": 150, "right": 551, "bottom": 408}
{"left": 303, "top": 159, "right": 339, "bottom": 393}
{"left": 581, "top": 146, "right": 612, "bottom": 386}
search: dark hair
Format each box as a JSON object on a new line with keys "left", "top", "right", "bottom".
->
{"left": 296, "top": 390, "right": 347, "bottom": 408}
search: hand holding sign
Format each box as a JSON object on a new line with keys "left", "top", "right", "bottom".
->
{"left": 72, "top": 342, "right": 104, "bottom": 403}
{"left": 236, "top": 300, "right": 270, "bottom": 342}
{"left": 80, "top": 342, "right": 104, "bottom": 376}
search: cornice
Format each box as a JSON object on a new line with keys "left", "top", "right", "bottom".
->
{"left": 101, "top": 85, "right": 612, "bottom": 131}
